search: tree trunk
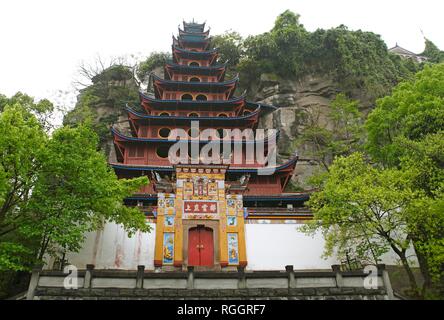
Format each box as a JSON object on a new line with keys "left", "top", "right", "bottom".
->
{"left": 386, "top": 239, "right": 420, "bottom": 296}
{"left": 412, "top": 240, "right": 432, "bottom": 296}
{"left": 399, "top": 251, "right": 420, "bottom": 296}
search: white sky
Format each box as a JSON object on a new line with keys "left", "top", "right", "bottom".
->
{"left": 0, "top": 0, "right": 443, "bottom": 112}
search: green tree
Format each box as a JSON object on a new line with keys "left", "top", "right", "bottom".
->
{"left": 333, "top": 63, "right": 444, "bottom": 296}
{"left": 211, "top": 31, "right": 243, "bottom": 67}
{"left": 421, "top": 38, "right": 444, "bottom": 64}
{"left": 303, "top": 153, "right": 421, "bottom": 292}
{"left": 0, "top": 103, "right": 47, "bottom": 270}
{"left": 397, "top": 133, "right": 444, "bottom": 295}
{"left": 238, "top": 10, "right": 418, "bottom": 98}
{"left": 26, "top": 124, "right": 149, "bottom": 260}
{"left": 137, "top": 52, "right": 171, "bottom": 81}
{"left": 0, "top": 92, "right": 54, "bottom": 130}
{"left": 366, "top": 63, "right": 444, "bottom": 167}
{"left": 0, "top": 98, "right": 149, "bottom": 271}
{"left": 295, "top": 93, "right": 364, "bottom": 172}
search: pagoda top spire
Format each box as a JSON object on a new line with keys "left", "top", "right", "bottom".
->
{"left": 183, "top": 20, "right": 206, "bottom": 33}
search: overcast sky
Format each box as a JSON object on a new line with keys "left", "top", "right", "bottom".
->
{"left": 0, "top": 0, "right": 442, "bottom": 111}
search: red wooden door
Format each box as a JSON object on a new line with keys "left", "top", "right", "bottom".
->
{"left": 199, "top": 227, "right": 214, "bottom": 266}
{"left": 188, "top": 227, "right": 200, "bottom": 266}
{"left": 188, "top": 227, "right": 214, "bottom": 266}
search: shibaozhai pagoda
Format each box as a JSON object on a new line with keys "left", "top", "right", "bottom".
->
{"left": 49, "top": 21, "right": 403, "bottom": 273}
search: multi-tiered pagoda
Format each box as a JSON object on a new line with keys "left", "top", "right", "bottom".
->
{"left": 110, "top": 21, "right": 310, "bottom": 270}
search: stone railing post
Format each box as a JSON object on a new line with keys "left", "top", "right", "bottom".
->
{"left": 26, "top": 264, "right": 43, "bottom": 300}
{"left": 83, "top": 264, "right": 95, "bottom": 289}
{"left": 136, "top": 265, "right": 145, "bottom": 289}
{"left": 237, "top": 266, "right": 246, "bottom": 289}
{"left": 332, "top": 265, "right": 343, "bottom": 287}
{"left": 187, "top": 266, "right": 194, "bottom": 289}
{"left": 377, "top": 264, "right": 394, "bottom": 300}
{"left": 285, "top": 265, "right": 296, "bottom": 288}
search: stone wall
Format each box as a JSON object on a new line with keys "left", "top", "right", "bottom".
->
{"left": 27, "top": 265, "right": 395, "bottom": 300}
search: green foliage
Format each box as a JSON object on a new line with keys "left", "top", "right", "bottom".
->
{"left": 295, "top": 93, "right": 364, "bottom": 171}
{"left": 309, "top": 64, "right": 444, "bottom": 297}
{"left": 366, "top": 63, "right": 444, "bottom": 167}
{"left": 26, "top": 124, "right": 149, "bottom": 258}
{"left": 421, "top": 38, "right": 444, "bottom": 64}
{"left": 137, "top": 52, "right": 171, "bottom": 80}
{"left": 0, "top": 92, "right": 54, "bottom": 130}
{"left": 0, "top": 98, "right": 150, "bottom": 271}
{"left": 211, "top": 31, "right": 244, "bottom": 81}
{"left": 0, "top": 242, "right": 33, "bottom": 271}
{"left": 235, "top": 10, "right": 419, "bottom": 98}
{"left": 303, "top": 153, "right": 420, "bottom": 290}
{"left": 397, "top": 133, "right": 444, "bottom": 286}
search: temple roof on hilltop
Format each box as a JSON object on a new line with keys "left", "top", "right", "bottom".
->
{"left": 388, "top": 44, "right": 428, "bottom": 62}
{"left": 152, "top": 74, "right": 238, "bottom": 98}
{"left": 388, "top": 44, "right": 419, "bottom": 56}
{"left": 126, "top": 104, "right": 260, "bottom": 125}
{"left": 111, "top": 127, "right": 279, "bottom": 144}
{"left": 164, "top": 61, "right": 226, "bottom": 79}
{"left": 110, "top": 154, "right": 298, "bottom": 175}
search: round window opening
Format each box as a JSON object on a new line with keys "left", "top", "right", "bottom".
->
{"left": 188, "top": 112, "right": 199, "bottom": 117}
{"left": 196, "top": 94, "right": 207, "bottom": 101}
{"left": 188, "top": 128, "right": 200, "bottom": 138}
{"left": 189, "top": 77, "right": 200, "bottom": 82}
{"left": 189, "top": 62, "right": 200, "bottom": 67}
{"left": 159, "top": 128, "right": 171, "bottom": 138}
{"left": 156, "top": 146, "right": 170, "bottom": 158}
{"left": 181, "top": 94, "right": 193, "bottom": 101}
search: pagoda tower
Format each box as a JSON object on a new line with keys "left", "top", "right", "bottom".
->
{"left": 110, "top": 21, "right": 310, "bottom": 270}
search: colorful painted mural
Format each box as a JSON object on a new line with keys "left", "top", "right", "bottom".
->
{"left": 227, "top": 233, "right": 239, "bottom": 264}
{"left": 227, "top": 216, "right": 237, "bottom": 226}
{"left": 163, "top": 233, "right": 174, "bottom": 264}
{"left": 164, "top": 215, "right": 175, "bottom": 226}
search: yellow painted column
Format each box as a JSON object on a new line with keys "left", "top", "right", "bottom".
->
{"left": 218, "top": 185, "right": 228, "bottom": 267}
{"left": 237, "top": 208, "right": 247, "bottom": 267}
{"left": 174, "top": 189, "right": 183, "bottom": 267}
{"left": 154, "top": 208, "right": 164, "bottom": 267}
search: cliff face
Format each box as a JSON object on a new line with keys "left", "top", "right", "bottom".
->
{"left": 253, "top": 73, "right": 372, "bottom": 188}
{"left": 79, "top": 66, "right": 372, "bottom": 190}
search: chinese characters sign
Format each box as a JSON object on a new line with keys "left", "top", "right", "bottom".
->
{"left": 183, "top": 201, "right": 218, "bottom": 219}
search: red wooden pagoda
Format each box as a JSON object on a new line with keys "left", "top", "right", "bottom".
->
{"left": 110, "top": 21, "right": 309, "bottom": 270}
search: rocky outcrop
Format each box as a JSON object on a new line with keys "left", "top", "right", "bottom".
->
{"left": 254, "top": 73, "right": 371, "bottom": 188}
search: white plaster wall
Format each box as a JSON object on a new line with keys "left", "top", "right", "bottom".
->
{"left": 245, "top": 224, "right": 338, "bottom": 270}
{"left": 245, "top": 223, "right": 417, "bottom": 270}
{"left": 59, "top": 222, "right": 416, "bottom": 271}
{"left": 64, "top": 222, "right": 156, "bottom": 270}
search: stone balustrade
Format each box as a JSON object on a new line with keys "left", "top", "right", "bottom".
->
{"left": 26, "top": 264, "right": 394, "bottom": 300}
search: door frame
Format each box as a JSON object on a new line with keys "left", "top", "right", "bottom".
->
{"left": 183, "top": 220, "right": 220, "bottom": 269}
